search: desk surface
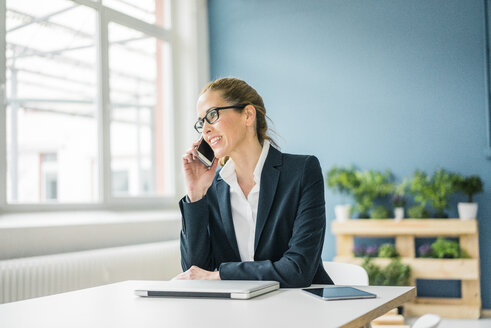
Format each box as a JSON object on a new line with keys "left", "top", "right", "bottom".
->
{"left": 0, "top": 281, "right": 415, "bottom": 328}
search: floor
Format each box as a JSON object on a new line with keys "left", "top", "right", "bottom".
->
{"left": 405, "top": 316, "right": 491, "bottom": 328}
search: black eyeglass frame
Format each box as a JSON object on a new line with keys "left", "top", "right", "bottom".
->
{"left": 194, "top": 104, "right": 247, "bottom": 133}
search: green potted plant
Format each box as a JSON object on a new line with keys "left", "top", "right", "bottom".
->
{"left": 352, "top": 169, "right": 393, "bottom": 218}
{"left": 378, "top": 244, "right": 399, "bottom": 258}
{"left": 383, "top": 259, "right": 411, "bottom": 286}
{"left": 456, "top": 175, "right": 483, "bottom": 220}
{"left": 326, "top": 166, "right": 357, "bottom": 221}
{"left": 427, "top": 169, "right": 461, "bottom": 218}
{"left": 430, "top": 237, "right": 460, "bottom": 259}
{"left": 419, "top": 240, "right": 471, "bottom": 258}
{"left": 409, "top": 169, "right": 460, "bottom": 218}
{"left": 362, "top": 258, "right": 411, "bottom": 286}
{"left": 362, "top": 257, "right": 383, "bottom": 285}
{"left": 408, "top": 170, "right": 431, "bottom": 218}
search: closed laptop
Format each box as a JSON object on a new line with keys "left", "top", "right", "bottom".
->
{"left": 135, "top": 280, "right": 279, "bottom": 299}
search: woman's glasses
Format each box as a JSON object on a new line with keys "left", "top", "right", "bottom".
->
{"left": 194, "top": 104, "right": 246, "bottom": 133}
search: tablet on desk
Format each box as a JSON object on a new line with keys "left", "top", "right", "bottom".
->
{"left": 302, "top": 286, "right": 376, "bottom": 301}
{"left": 135, "top": 280, "right": 279, "bottom": 300}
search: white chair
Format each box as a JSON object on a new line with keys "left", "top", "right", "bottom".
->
{"left": 411, "top": 314, "right": 441, "bottom": 328}
{"left": 323, "top": 261, "right": 369, "bottom": 286}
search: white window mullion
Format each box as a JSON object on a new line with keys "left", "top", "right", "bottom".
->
{"left": 0, "top": 0, "right": 7, "bottom": 208}
{"left": 97, "top": 7, "right": 111, "bottom": 204}
{"left": 105, "top": 7, "right": 170, "bottom": 41}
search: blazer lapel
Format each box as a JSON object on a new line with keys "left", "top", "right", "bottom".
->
{"left": 254, "top": 147, "right": 282, "bottom": 252}
{"left": 215, "top": 177, "right": 241, "bottom": 260}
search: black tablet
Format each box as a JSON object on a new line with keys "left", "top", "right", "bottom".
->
{"left": 302, "top": 286, "right": 376, "bottom": 301}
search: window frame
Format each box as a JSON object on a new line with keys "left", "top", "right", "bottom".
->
{"left": 0, "top": 0, "right": 208, "bottom": 212}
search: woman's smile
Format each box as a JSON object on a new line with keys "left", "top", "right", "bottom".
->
{"left": 208, "top": 136, "right": 222, "bottom": 147}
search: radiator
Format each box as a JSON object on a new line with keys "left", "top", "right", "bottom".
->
{"left": 0, "top": 240, "right": 182, "bottom": 304}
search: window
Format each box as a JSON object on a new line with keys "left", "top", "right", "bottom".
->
{"left": 108, "top": 22, "right": 171, "bottom": 197}
{"left": 6, "top": 0, "right": 98, "bottom": 203}
{"left": 0, "top": 0, "right": 184, "bottom": 210}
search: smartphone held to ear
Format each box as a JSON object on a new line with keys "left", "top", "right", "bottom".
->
{"left": 195, "top": 137, "right": 215, "bottom": 168}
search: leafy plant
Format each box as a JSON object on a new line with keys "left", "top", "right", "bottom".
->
{"left": 409, "top": 170, "right": 429, "bottom": 205}
{"left": 362, "top": 258, "right": 411, "bottom": 286}
{"left": 326, "top": 166, "right": 358, "bottom": 195}
{"left": 326, "top": 166, "right": 394, "bottom": 218}
{"left": 456, "top": 175, "right": 483, "bottom": 203}
{"left": 378, "top": 244, "right": 399, "bottom": 258}
{"left": 383, "top": 259, "right": 411, "bottom": 286}
{"left": 362, "top": 257, "right": 383, "bottom": 285}
{"left": 429, "top": 169, "right": 461, "bottom": 217}
{"left": 407, "top": 205, "right": 429, "bottom": 219}
{"left": 370, "top": 205, "right": 390, "bottom": 219}
{"left": 418, "top": 239, "right": 470, "bottom": 259}
{"left": 409, "top": 169, "right": 460, "bottom": 217}
{"left": 352, "top": 170, "right": 394, "bottom": 218}
{"left": 431, "top": 237, "right": 460, "bottom": 259}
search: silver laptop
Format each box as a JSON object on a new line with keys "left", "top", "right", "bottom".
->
{"left": 135, "top": 280, "right": 279, "bottom": 299}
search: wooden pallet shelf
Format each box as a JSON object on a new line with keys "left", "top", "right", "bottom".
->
{"left": 331, "top": 219, "right": 481, "bottom": 319}
{"left": 331, "top": 219, "right": 477, "bottom": 236}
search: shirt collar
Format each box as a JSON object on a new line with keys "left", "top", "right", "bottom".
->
{"left": 253, "top": 140, "right": 270, "bottom": 184}
{"left": 220, "top": 140, "right": 271, "bottom": 187}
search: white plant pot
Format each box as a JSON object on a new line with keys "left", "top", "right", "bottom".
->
{"left": 334, "top": 204, "right": 352, "bottom": 222}
{"left": 458, "top": 202, "right": 478, "bottom": 220}
{"left": 394, "top": 207, "right": 404, "bottom": 221}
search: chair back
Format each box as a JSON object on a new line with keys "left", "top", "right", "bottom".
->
{"left": 323, "top": 261, "right": 369, "bottom": 286}
{"left": 412, "top": 314, "right": 441, "bottom": 328}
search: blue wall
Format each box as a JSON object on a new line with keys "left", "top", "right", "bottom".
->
{"left": 208, "top": 0, "right": 491, "bottom": 308}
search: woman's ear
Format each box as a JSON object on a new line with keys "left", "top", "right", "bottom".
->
{"left": 244, "top": 105, "right": 257, "bottom": 127}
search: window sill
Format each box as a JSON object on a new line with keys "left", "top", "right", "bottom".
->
{"left": 0, "top": 210, "right": 181, "bottom": 260}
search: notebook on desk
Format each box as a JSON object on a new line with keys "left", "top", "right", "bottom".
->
{"left": 135, "top": 280, "right": 279, "bottom": 300}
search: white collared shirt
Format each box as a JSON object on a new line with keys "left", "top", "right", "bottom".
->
{"left": 219, "top": 140, "right": 271, "bottom": 262}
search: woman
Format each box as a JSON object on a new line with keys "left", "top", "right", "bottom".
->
{"left": 175, "top": 77, "right": 333, "bottom": 287}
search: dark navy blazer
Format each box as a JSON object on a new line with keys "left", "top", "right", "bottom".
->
{"left": 179, "top": 146, "right": 334, "bottom": 288}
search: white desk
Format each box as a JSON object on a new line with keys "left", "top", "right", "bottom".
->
{"left": 0, "top": 281, "right": 415, "bottom": 328}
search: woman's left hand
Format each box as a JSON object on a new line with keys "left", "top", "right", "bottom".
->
{"left": 172, "top": 265, "right": 221, "bottom": 281}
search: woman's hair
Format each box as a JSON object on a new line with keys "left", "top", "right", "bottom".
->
{"left": 200, "top": 77, "right": 277, "bottom": 153}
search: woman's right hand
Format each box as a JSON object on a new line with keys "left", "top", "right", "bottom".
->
{"left": 182, "top": 140, "right": 219, "bottom": 202}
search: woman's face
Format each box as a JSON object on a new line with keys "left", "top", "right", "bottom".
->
{"left": 196, "top": 90, "right": 248, "bottom": 159}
